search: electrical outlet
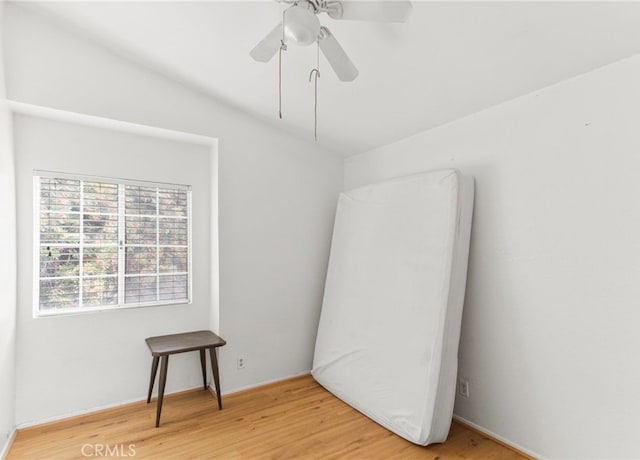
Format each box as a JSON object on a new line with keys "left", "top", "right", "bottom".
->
{"left": 458, "top": 378, "right": 470, "bottom": 398}
{"left": 236, "top": 356, "right": 246, "bottom": 370}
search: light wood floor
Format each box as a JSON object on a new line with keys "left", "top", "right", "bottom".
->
{"left": 8, "top": 375, "right": 528, "bottom": 459}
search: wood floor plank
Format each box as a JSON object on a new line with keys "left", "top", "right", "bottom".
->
{"left": 8, "top": 375, "right": 528, "bottom": 459}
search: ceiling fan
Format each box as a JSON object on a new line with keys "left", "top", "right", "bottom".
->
{"left": 250, "top": 0, "right": 413, "bottom": 82}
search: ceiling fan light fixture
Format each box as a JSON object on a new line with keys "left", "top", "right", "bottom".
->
{"left": 284, "top": 2, "right": 321, "bottom": 46}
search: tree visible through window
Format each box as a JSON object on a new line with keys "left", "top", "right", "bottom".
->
{"left": 35, "top": 172, "right": 191, "bottom": 315}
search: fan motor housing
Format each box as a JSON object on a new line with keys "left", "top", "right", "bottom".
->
{"left": 284, "top": 1, "right": 321, "bottom": 46}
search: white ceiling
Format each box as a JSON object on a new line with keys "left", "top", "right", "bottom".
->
{"left": 25, "top": 1, "right": 640, "bottom": 156}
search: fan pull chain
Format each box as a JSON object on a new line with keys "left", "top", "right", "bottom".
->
{"left": 308, "top": 42, "right": 320, "bottom": 141}
{"left": 278, "top": 10, "right": 288, "bottom": 120}
{"left": 278, "top": 46, "right": 284, "bottom": 119}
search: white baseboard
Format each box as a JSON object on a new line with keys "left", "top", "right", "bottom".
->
{"left": 215, "top": 371, "right": 312, "bottom": 396}
{"left": 16, "top": 373, "right": 313, "bottom": 430}
{"left": 0, "top": 429, "right": 17, "bottom": 460}
{"left": 16, "top": 384, "right": 205, "bottom": 430}
{"left": 453, "top": 414, "right": 544, "bottom": 459}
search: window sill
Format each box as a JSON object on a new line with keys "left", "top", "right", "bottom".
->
{"left": 34, "top": 299, "right": 192, "bottom": 318}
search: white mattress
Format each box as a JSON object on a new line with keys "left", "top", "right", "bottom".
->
{"left": 312, "top": 169, "right": 474, "bottom": 446}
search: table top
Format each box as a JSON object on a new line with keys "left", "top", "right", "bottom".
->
{"left": 145, "top": 330, "right": 226, "bottom": 356}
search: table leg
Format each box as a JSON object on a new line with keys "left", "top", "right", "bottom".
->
{"left": 199, "top": 349, "right": 207, "bottom": 390}
{"left": 209, "top": 347, "right": 222, "bottom": 410}
{"left": 147, "top": 356, "right": 159, "bottom": 404}
{"left": 155, "top": 355, "right": 169, "bottom": 428}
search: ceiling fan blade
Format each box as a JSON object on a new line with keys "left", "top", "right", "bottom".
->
{"left": 326, "top": 1, "right": 412, "bottom": 22}
{"left": 318, "top": 27, "right": 359, "bottom": 82}
{"left": 250, "top": 23, "right": 283, "bottom": 62}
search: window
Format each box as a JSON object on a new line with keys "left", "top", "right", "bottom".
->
{"left": 34, "top": 171, "right": 192, "bottom": 316}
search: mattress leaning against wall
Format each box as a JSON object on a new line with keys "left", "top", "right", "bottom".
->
{"left": 312, "top": 168, "right": 474, "bottom": 446}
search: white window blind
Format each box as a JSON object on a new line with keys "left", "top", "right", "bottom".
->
{"left": 35, "top": 172, "right": 191, "bottom": 316}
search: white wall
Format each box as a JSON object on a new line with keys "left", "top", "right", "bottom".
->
{"left": 0, "top": 1, "right": 17, "bottom": 455}
{"left": 13, "top": 114, "right": 213, "bottom": 425}
{"left": 4, "top": 3, "right": 343, "bottom": 426}
{"left": 345, "top": 55, "right": 640, "bottom": 459}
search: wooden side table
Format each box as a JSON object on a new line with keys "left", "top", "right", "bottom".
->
{"left": 145, "top": 330, "right": 226, "bottom": 427}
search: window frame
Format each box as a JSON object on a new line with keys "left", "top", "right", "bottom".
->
{"left": 33, "top": 170, "right": 193, "bottom": 317}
